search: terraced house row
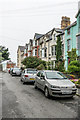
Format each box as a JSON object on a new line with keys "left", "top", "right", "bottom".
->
{"left": 17, "top": 1, "right": 80, "bottom": 70}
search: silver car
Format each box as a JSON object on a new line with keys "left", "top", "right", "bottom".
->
{"left": 11, "top": 68, "right": 21, "bottom": 76}
{"left": 21, "top": 68, "right": 37, "bottom": 84}
{"left": 34, "top": 70, "right": 77, "bottom": 98}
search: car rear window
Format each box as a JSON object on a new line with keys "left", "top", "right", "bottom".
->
{"left": 27, "top": 70, "right": 37, "bottom": 74}
{"left": 13, "top": 68, "right": 20, "bottom": 71}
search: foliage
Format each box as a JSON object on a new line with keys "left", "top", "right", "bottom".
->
{"left": 69, "top": 74, "right": 75, "bottom": 79}
{"left": 76, "top": 79, "right": 80, "bottom": 85}
{"left": 0, "top": 46, "right": 10, "bottom": 61}
{"left": 68, "top": 65, "right": 79, "bottom": 73}
{"left": 69, "top": 60, "right": 80, "bottom": 67}
{"left": 37, "top": 64, "right": 45, "bottom": 70}
{"left": 68, "top": 60, "right": 80, "bottom": 74}
{"left": 70, "top": 79, "right": 80, "bottom": 85}
{"left": 47, "top": 61, "right": 51, "bottom": 70}
{"left": 55, "top": 35, "right": 65, "bottom": 71}
{"left": 22, "top": 56, "right": 46, "bottom": 69}
{"left": 56, "top": 36, "right": 62, "bottom": 61}
{"left": 67, "top": 48, "right": 77, "bottom": 62}
{"left": 55, "top": 60, "right": 65, "bottom": 72}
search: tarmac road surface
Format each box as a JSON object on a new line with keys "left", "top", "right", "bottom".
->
{"left": 0, "top": 72, "right": 79, "bottom": 119}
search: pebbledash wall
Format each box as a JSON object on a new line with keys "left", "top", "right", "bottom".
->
{"left": 64, "top": 6, "right": 80, "bottom": 70}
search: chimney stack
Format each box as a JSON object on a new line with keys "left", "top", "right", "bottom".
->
{"left": 61, "top": 16, "right": 71, "bottom": 29}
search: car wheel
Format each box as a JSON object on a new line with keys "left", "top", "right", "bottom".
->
{"left": 23, "top": 82, "right": 26, "bottom": 84}
{"left": 34, "top": 82, "right": 37, "bottom": 89}
{"left": 44, "top": 87, "right": 50, "bottom": 98}
{"left": 20, "top": 78, "right": 23, "bottom": 82}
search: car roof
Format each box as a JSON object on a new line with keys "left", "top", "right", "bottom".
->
{"left": 25, "top": 68, "right": 37, "bottom": 70}
{"left": 13, "top": 67, "right": 20, "bottom": 69}
{"left": 39, "top": 70, "right": 59, "bottom": 72}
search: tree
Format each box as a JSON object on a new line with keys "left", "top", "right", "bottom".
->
{"left": 37, "top": 64, "right": 45, "bottom": 70}
{"left": 0, "top": 46, "right": 10, "bottom": 61}
{"left": 56, "top": 36, "right": 62, "bottom": 61}
{"left": 22, "top": 56, "right": 46, "bottom": 69}
{"left": 55, "top": 36, "right": 64, "bottom": 72}
{"left": 67, "top": 48, "right": 77, "bottom": 62}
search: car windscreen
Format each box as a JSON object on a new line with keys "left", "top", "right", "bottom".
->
{"left": 45, "top": 72, "right": 67, "bottom": 79}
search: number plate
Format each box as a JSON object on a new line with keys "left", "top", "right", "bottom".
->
{"left": 30, "top": 78, "right": 35, "bottom": 80}
{"left": 62, "top": 90, "right": 72, "bottom": 94}
{"left": 61, "top": 88, "right": 72, "bottom": 94}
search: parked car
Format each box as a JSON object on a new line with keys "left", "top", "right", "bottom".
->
{"left": 11, "top": 68, "right": 21, "bottom": 76}
{"left": 8, "top": 68, "right": 10, "bottom": 73}
{"left": 20, "top": 68, "right": 37, "bottom": 83}
{"left": 34, "top": 70, "right": 77, "bottom": 98}
{"left": 10, "top": 68, "right": 13, "bottom": 74}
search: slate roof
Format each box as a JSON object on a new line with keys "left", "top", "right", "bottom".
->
{"left": 34, "top": 33, "right": 44, "bottom": 40}
{"left": 55, "top": 28, "right": 64, "bottom": 33}
{"left": 45, "top": 28, "right": 63, "bottom": 35}
{"left": 56, "top": 31, "right": 65, "bottom": 37}
{"left": 64, "top": 21, "right": 77, "bottom": 30}
{"left": 19, "top": 46, "right": 25, "bottom": 52}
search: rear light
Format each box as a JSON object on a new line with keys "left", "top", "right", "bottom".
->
{"left": 25, "top": 75, "right": 28, "bottom": 77}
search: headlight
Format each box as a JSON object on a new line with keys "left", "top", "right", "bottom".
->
{"left": 50, "top": 85, "right": 60, "bottom": 88}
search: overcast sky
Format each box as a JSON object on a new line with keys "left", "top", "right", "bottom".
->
{"left": 0, "top": 0, "right": 79, "bottom": 64}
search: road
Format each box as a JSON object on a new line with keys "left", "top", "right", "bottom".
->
{"left": 0, "top": 72, "right": 80, "bottom": 119}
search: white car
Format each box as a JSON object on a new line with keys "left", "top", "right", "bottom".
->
{"left": 21, "top": 68, "right": 37, "bottom": 84}
{"left": 34, "top": 70, "right": 77, "bottom": 98}
{"left": 11, "top": 68, "right": 21, "bottom": 76}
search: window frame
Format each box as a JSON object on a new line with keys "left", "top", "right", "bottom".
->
{"left": 37, "top": 72, "right": 41, "bottom": 77}
{"left": 44, "top": 48, "right": 47, "bottom": 58}
{"left": 51, "top": 46, "right": 56, "bottom": 56}
{"left": 67, "top": 39, "right": 71, "bottom": 51}
{"left": 35, "top": 48, "right": 37, "bottom": 56}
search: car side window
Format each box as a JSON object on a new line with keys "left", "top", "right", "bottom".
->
{"left": 37, "top": 72, "right": 41, "bottom": 77}
{"left": 41, "top": 72, "right": 45, "bottom": 77}
{"left": 22, "top": 70, "right": 25, "bottom": 74}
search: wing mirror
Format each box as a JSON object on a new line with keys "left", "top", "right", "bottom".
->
{"left": 40, "top": 75, "right": 45, "bottom": 80}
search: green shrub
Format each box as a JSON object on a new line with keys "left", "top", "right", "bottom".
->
{"left": 37, "top": 64, "right": 45, "bottom": 70}
{"left": 55, "top": 60, "right": 65, "bottom": 72}
{"left": 68, "top": 65, "right": 79, "bottom": 73}
{"left": 22, "top": 56, "right": 46, "bottom": 69}
{"left": 70, "top": 74, "right": 75, "bottom": 79}
{"left": 68, "top": 60, "right": 80, "bottom": 74}
{"left": 77, "top": 79, "right": 80, "bottom": 85}
{"left": 69, "top": 60, "right": 80, "bottom": 67}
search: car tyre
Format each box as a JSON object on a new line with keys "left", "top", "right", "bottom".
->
{"left": 20, "top": 78, "right": 23, "bottom": 82}
{"left": 44, "top": 87, "right": 50, "bottom": 98}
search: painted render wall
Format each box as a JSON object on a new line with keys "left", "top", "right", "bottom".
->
{"left": 65, "top": 24, "right": 78, "bottom": 70}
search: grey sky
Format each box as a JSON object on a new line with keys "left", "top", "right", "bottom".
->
{"left": 0, "top": 0, "right": 79, "bottom": 64}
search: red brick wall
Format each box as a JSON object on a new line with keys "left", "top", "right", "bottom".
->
{"left": 7, "top": 63, "right": 16, "bottom": 68}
